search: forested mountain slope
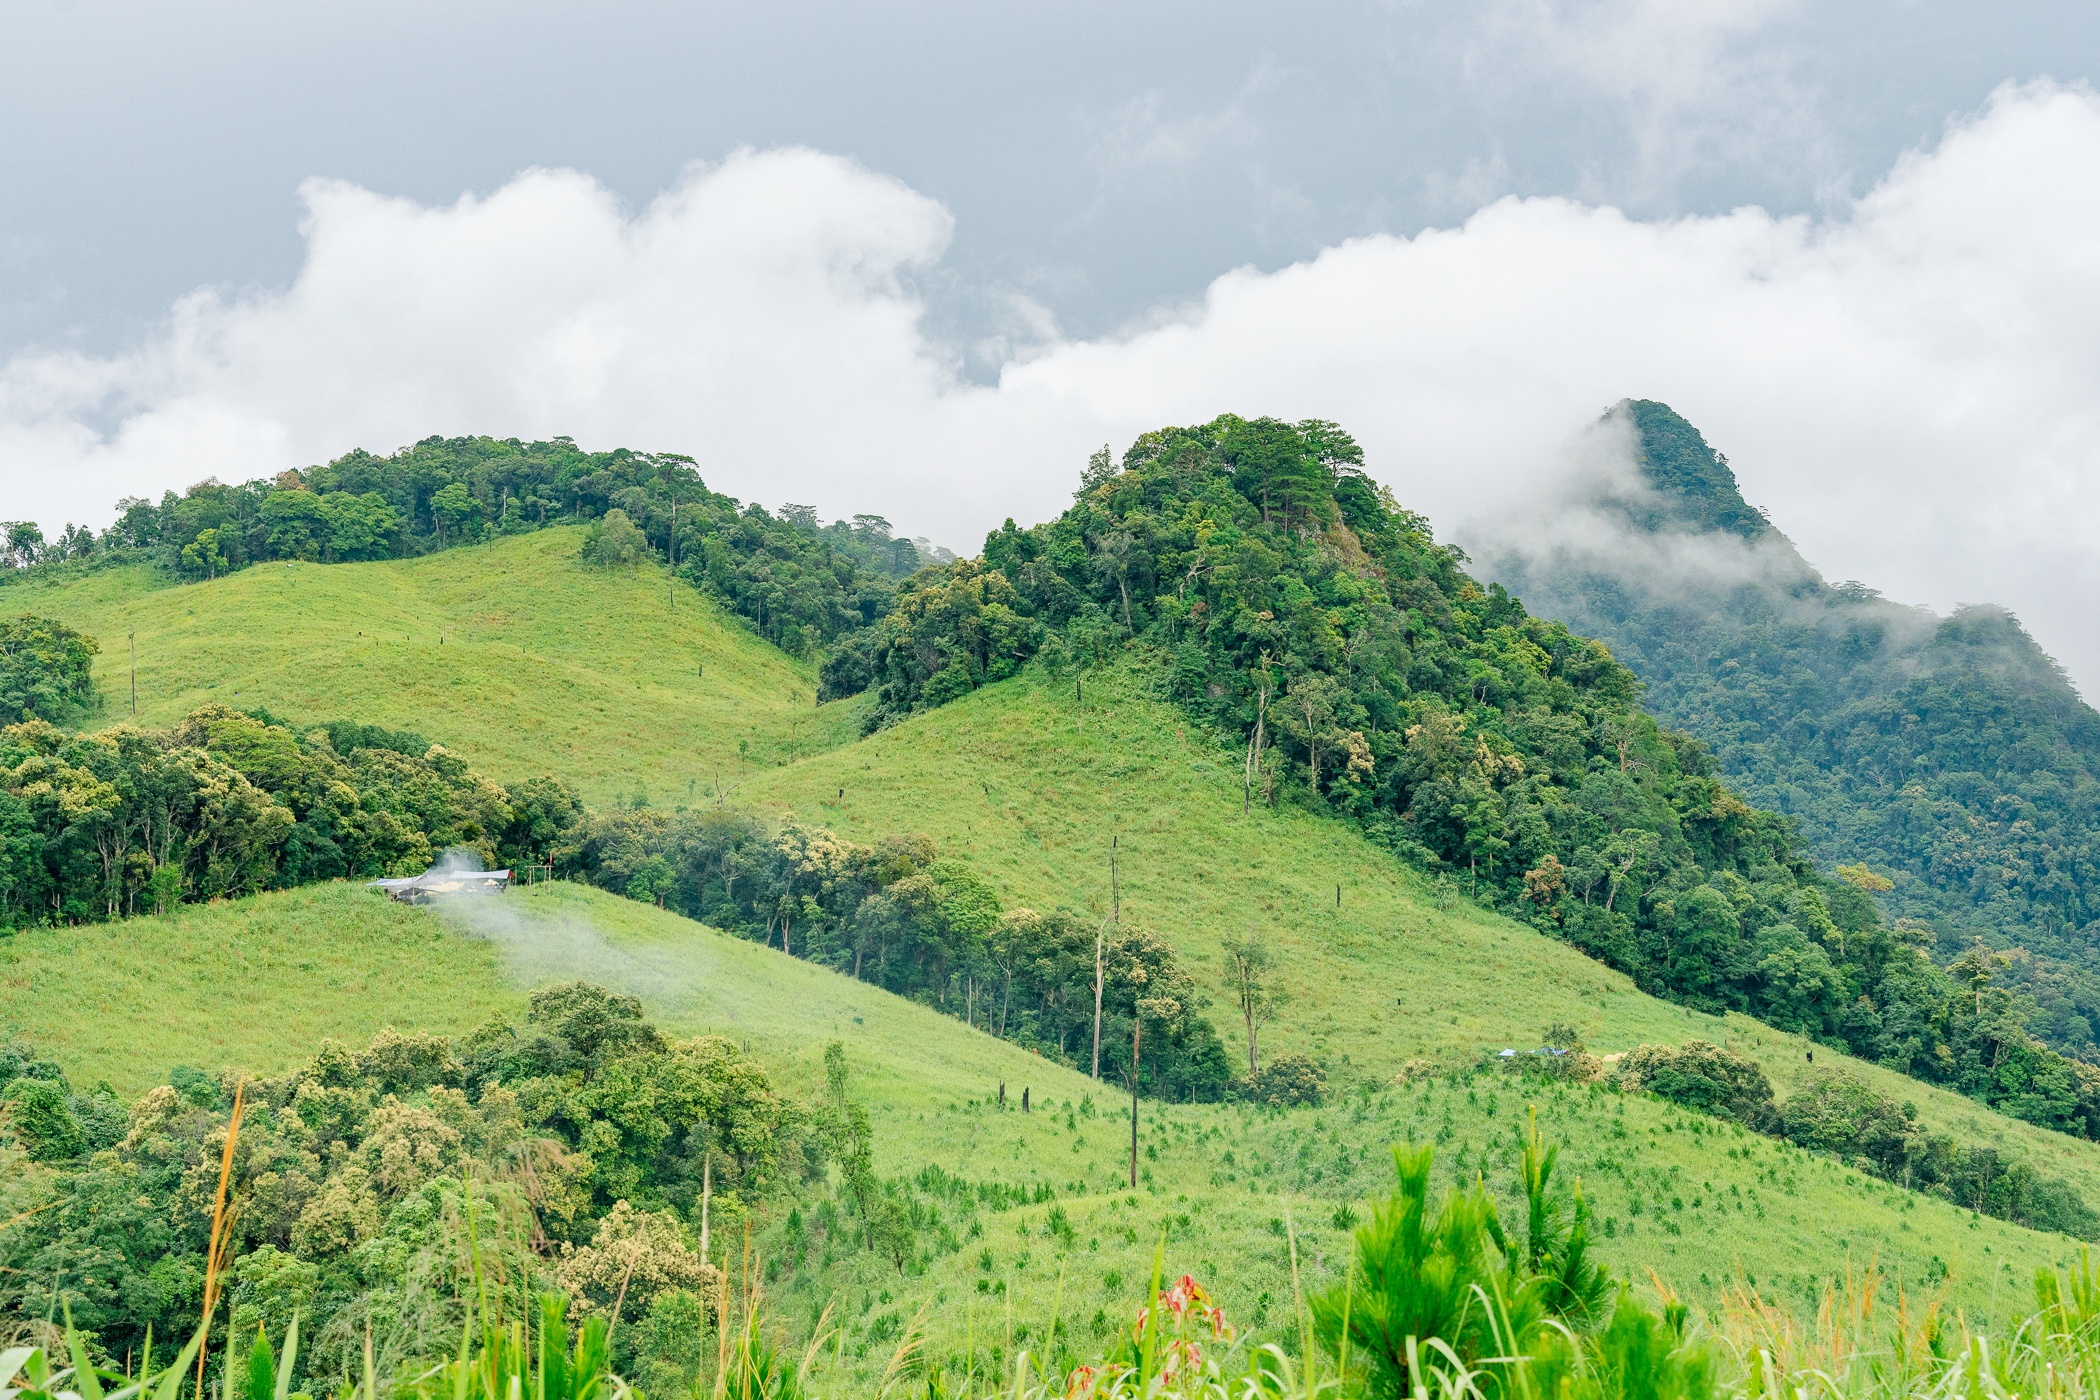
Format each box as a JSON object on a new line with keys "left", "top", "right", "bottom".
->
{"left": 13, "top": 431, "right": 2100, "bottom": 1366}
{"left": 1490, "top": 400, "right": 2100, "bottom": 1055}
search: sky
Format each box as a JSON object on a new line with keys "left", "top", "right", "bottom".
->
{"left": 3, "top": 1, "right": 2100, "bottom": 689}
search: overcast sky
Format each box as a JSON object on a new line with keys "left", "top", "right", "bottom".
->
{"left": 4, "top": 1, "right": 2100, "bottom": 690}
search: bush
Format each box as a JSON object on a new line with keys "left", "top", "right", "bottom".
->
{"left": 580, "top": 508, "right": 650, "bottom": 569}
{"left": 1, "top": 1077, "right": 84, "bottom": 1161}
{"left": 1617, "top": 1040, "right": 1775, "bottom": 1130}
{"left": 1255, "top": 1052, "right": 1325, "bottom": 1107}
{"left": 1778, "top": 1071, "right": 1917, "bottom": 1176}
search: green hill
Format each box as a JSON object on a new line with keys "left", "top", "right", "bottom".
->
{"left": 7, "top": 655, "right": 2100, "bottom": 1325}
{"left": 0, "top": 874, "right": 2084, "bottom": 1357}
{"left": 1, "top": 528, "right": 862, "bottom": 804}
{"left": 1490, "top": 400, "right": 2100, "bottom": 1055}
{"left": 11, "top": 424, "right": 2100, "bottom": 1375}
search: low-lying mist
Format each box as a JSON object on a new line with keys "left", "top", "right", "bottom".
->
{"left": 432, "top": 890, "right": 742, "bottom": 1032}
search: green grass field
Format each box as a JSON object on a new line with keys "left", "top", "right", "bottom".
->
{"left": 0, "top": 876, "right": 2072, "bottom": 1371}
{"left": 8, "top": 540, "right": 2100, "bottom": 1367}
{"left": 2, "top": 530, "right": 864, "bottom": 804}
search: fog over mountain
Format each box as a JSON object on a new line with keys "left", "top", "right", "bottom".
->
{"left": 1482, "top": 400, "right": 2100, "bottom": 1056}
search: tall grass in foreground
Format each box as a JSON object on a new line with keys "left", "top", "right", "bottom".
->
{"left": 40, "top": 1113, "right": 2100, "bottom": 1400}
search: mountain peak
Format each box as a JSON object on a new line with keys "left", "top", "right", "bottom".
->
{"left": 1616, "top": 399, "right": 1773, "bottom": 542}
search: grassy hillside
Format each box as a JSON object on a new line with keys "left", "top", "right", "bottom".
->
{"left": 2, "top": 529, "right": 863, "bottom": 804}
{"left": 11, "top": 541, "right": 2100, "bottom": 1362}
{"left": 739, "top": 663, "right": 2100, "bottom": 1203}
{"left": 0, "top": 876, "right": 2080, "bottom": 1361}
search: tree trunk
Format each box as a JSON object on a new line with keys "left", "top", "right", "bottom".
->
{"left": 1129, "top": 1017, "right": 1142, "bottom": 1188}
{"left": 1092, "top": 921, "right": 1106, "bottom": 1079}
{"left": 1242, "top": 991, "right": 1258, "bottom": 1082}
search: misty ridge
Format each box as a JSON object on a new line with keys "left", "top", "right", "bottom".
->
{"left": 1471, "top": 401, "right": 2075, "bottom": 707}
{"left": 1473, "top": 398, "right": 2100, "bottom": 1057}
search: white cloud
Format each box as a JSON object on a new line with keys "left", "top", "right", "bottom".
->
{"left": 1456, "top": 0, "right": 1829, "bottom": 204}
{"left": 5, "top": 82, "right": 2100, "bottom": 698}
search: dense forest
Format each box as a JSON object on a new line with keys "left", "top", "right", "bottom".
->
{"left": 0, "top": 435, "right": 946, "bottom": 659}
{"left": 816, "top": 414, "right": 2100, "bottom": 1141}
{"left": 1493, "top": 401, "right": 2100, "bottom": 1058}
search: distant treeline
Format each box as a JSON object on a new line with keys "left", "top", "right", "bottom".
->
{"left": 0, "top": 435, "right": 950, "bottom": 659}
{"left": 554, "top": 805, "right": 1259, "bottom": 1104}
{"left": 0, "top": 700, "right": 1247, "bottom": 1103}
{"left": 1618, "top": 1038, "right": 2099, "bottom": 1239}
{"left": 0, "top": 703, "right": 571, "bottom": 924}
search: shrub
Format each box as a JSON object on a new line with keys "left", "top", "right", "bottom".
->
{"left": 1255, "top": 1052, "right": 1325, "bottom": 1107}
{"left": 1616, "top": 1039, "right": 1775, "bottom": 1129}
{"left": 579, "top": 508, "right": 650, "bottom": 569}
{"left": 0, "top": 1077, "right": 84, "bottom": 1161}
{"left": 1778, "top": 1071, "right": 1917, "bottom": 1176}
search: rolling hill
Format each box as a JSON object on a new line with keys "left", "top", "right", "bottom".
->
{"left": 10, "top": 476, "right": 2100, "bottom": 1381}
{"left": 1, "top": 527, "right": 863, "bottom": 805}
{"left": 5, "top": 528, "right": 2100, "bottom": 1346}
{"left": 0, "top": 875, "right": 2081, "bottom": 1368}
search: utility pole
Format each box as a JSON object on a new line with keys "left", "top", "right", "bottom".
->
{"left": 1092, "top": 914, "right": 1107, "bottom": 1080}
{"left": 128, "top": 629, "right": 136, "bottom": 717}
{"left": 1128, "top": 1015, "right": 1142, "bottom": 1188}
{"left": 1111, "top": 834, "right": 1119, "bottom": 922}
{"left": 668, "top": 490, "right": 679, "bottom": 609}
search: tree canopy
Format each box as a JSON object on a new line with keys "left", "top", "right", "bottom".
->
{"left": 1498, "top": 400, "right": 2100, "bottom": 1060}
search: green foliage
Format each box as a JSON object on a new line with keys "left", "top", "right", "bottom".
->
{"left": 0, "top": 704, "right": 577, "bottom": 928}
{"left": 0, "top": 615, "right": 98, "bottom": 725}
{"left": 1617, "top": 1041, "right": 1776, "bottom": 1130}
{"left": 1311, "top": 1131, "right": 1616, "bottom": 1398}
{"left": 578, "top": 509, "right": 649, "bottom": 570}
{"left": 852, "top": 561, "right": 1044, "bottom": 724}
{"left": 555, "top": 808, "right": 1232, "bottom": 1099}
{"left": 1776, "top": 1070, "right": 2100, "bottom": 1238}
{"left": 1252, "top": 1053, "right": 1324, "bottom": 1108}
{"left": 1501, "top": 400, "right": 2100, "bottom": 1064}
{"left": 0, "top": 987, "right": 796, "bottom": 1389}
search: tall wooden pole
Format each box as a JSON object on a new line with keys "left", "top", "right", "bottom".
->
{"left": 128, "top": 629, "right": 136, "bottom": 717}
{"left": 1092, "top": 917, "right": 1105, "bottom": 1080}
{"left": 1128, "top": 1016, "right": 1141, "bottom": 1188}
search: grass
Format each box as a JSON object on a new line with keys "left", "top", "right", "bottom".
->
{"left": 1, "top": 529, "right": 865, "bottom": 804}
{"left": 0, "top": 876, "right": 2081, "bottom": 1368}
{"left": 11, "top": 546, "right": 2100, "bottom": 1366}
{"left": 0, "top": 881, "right": 516, "bottom": 1093}
{"left": 739, "top": 662, "right": 2100, "bottom": 1210}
